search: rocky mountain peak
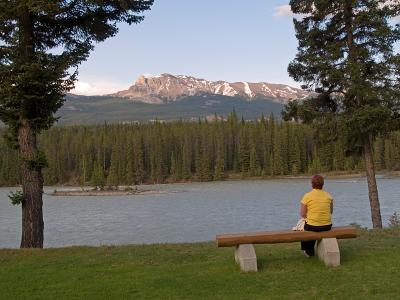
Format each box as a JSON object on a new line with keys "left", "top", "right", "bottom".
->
{"left": 135, "top": 74, "right": 147, "bottom": 85}
{"left": 113, "top": 73, "right": 309, "bottom": 104}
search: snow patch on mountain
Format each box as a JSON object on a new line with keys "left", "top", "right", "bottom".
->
{"left": 222, "top": 83, "right": 237, "bottom": 97}
{"left": 242, "top": 82, "right": 255, "bottom": 98}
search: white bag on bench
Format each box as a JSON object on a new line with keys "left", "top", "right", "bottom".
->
{"left": 292, "top": 218, "right": 305, "bottom": 231}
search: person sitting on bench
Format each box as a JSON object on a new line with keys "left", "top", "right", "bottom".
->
{"left": 300, "top": 174, "right": 334, "bottom": 257}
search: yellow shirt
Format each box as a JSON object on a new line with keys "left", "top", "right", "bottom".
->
{"left": 301, "top": 189, "right": 333, "bottom": 226}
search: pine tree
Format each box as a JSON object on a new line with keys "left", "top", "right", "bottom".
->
{"left": 125, "top": 140, "right": 135, "bottom": 185}
{"left": 298, "top": 128, "right": 309, "bottom": 173}
{"left": 213, "top": 135, "right": 225, "bottom": 181}
{"left": 181, "top": 143, "right": 192, "bottom": 180}
{"left": 170, "top": 152, "right": 181, "bottom": 181}
{"left": 133, "top": 135, "right": 145, "bottom": 184}
{"left": 333, "top": 142, "right": 346, "bottom": 171}
{"left": 384, "top": 139, "right": 394, "bottom": 170}
{"left": 79, "top": 152, "right": 88, "bottom": 188}
{"left": 249, "top": 143, "right": 261, "bottom": 177}
{"left": 373, "top": 137, "right": 385, "bottom": 171}
{"left": 195, "top": 128, "right": 212, "bottom": 181}
{"left": 0, "top": 0, "right": 154, "bottom": 247}
{"left": 107, "top": 143, "right": 120, "bottom": 189}
{"left": 392, "top": 133, "right": 400, "bottom": 170}
{"left": 227, "top": 110, "right": 238, "bottom": 171}
{"left": 262, "top": 150, "right": 272, "bottom": 176}
{"left": 284, "top": 0, "right": 400, "bottom": 228}
{"left": 117, "top": 139, "right": 127, "bottom": 184}
{"left": 281, "top": 124, "right": 289, "bottom": 175}
{"left": 91, "top": 159, "right": 105, "bottom": 190}
{"left": 149, "top": 124, "right": 167, "bottom": 183}
{"left": 309, "top": 146, "right": 322, "bottom": 174}
{"left": 273, "top": 126, "right": 283, "bottom": 175}
{"left": 238, "top": 125, "right": 250, "bottom": 175}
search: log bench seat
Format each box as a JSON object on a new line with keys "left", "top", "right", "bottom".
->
{"left": 216, "top": 226, "right": 358, "bottom": 272}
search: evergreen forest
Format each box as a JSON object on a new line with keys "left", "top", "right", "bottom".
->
{"left": 1, "top": 113, "right": 399, "bottom": 187}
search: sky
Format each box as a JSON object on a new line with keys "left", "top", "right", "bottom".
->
{"left": 71, "top": 0, "right": 400, "bottom": 96}
{"left": 72, "top": 0, "right": 297, "bottom": 95}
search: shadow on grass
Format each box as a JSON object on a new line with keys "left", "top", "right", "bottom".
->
{"left": 257, "top": 257, "right": 269, "bottom": 271}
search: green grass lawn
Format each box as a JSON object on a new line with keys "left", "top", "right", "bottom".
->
{"left": 0, "top": 228, "right": 399, "bottom": 300}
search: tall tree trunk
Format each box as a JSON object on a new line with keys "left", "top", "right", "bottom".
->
{"left": 343, "top": 1, "right": 382, "bottom": 228}
{"left": 364, "top": 137, "right": 382, "bottom": 229}
{"left": 17, "top": 7, "right": 44, "bottom": 248}
{"left": 18, "top": 120, "right": 44, "bottom": 248}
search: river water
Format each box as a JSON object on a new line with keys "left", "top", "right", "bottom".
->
{"left": 0, "top": 177, "right": 399, "bottom": 248}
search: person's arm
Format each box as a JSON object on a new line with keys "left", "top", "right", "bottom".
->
{"left": 300, "top": 203, "right": 307, "bottom": 218}
{"left": 330, "top": 202, "right": 333, "bottom": 214}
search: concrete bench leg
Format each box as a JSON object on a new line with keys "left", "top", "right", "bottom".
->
{"left": 234, "top": 244, "right": 258, "bottom": 272}
{"left": 317, "top": 238, "right": 340, "bottom": 267}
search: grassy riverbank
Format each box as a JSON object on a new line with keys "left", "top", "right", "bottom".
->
{"left": 0, "top": 228, "right": 399, "bottom": 299}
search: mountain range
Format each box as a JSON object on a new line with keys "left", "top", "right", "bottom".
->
{"left": 59, "top": 74, "right": 310, "bottom": 125}
{"left": 112, "top": 73, "right": 309, "bottom": 104}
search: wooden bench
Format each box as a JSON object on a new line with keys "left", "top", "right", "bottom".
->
{"left": 216, "top": 226, "right": 358, "bottom": 272}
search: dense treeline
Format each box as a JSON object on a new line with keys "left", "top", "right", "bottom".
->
{"left": 1, "top": 113, "right": 399, "bottom": 187}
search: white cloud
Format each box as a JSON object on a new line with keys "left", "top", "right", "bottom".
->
{"left": 72, "top": 81, "right": 92, "bottom": 94}
{"left": 71, "top": 79, "right": 129, "bottom": 96}
{"left": 274, "top": 4, "right": 294, "bottom": 18}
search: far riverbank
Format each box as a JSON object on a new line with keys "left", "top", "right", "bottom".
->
{"left": 50, "top": 188, "right": 171, "bottom": 197}
{"left": 9, "top": 170, "right": 399, "bottom": 191}
{"left": 48, "top": 171, "right": 375, "bottom": 196}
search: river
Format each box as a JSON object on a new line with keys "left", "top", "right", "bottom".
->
{"left": 0, "top": 177, "right": 399, "bottom": 248}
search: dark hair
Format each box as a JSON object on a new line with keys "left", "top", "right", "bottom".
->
{"left": 311, "top": 174, "right": 324, "bottom": 189}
